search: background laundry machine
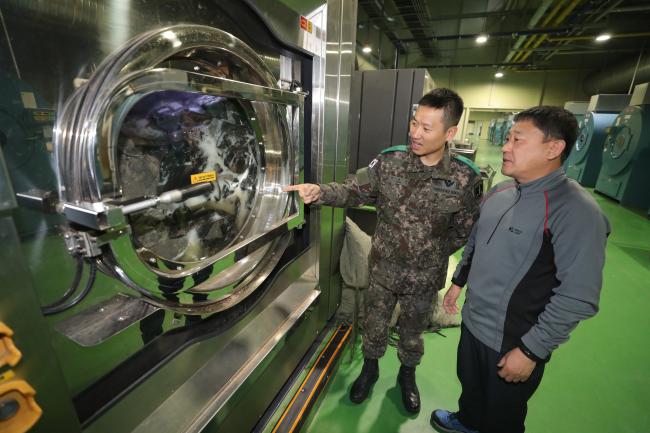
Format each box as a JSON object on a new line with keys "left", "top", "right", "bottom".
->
{"left": 595, "top": 82, "right": 650, "bottom": 208}
{"left": 565, "top": 94, "right": 631, "bottom": 187}
{"left": 564, "top": 100, "right": 589, "bottom": 129}
{"left": 492, "top": 118, "right": 507, "bottom": 145}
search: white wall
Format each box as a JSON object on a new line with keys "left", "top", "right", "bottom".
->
{"left": 431, "top": 68, "right": 591, "bottom": 142}
{"left": 430, "top": 68, "right": 590, "bottom": 109}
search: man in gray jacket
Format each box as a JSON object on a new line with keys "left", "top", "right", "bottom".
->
{"left": 430, "top": 106, "right": 610, "bottom": 433}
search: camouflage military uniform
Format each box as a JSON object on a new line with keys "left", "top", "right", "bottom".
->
{"left": 318, "top": 146, "right": 481, "bottom": 366}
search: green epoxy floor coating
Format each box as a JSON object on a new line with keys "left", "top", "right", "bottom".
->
{"left": 304, "top": 141, "right": 650, "bottom": 433}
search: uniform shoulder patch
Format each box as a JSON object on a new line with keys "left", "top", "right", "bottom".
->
{"left": 380, "top": 144, "right": 408, "bottom": 154}
{"left": 452, "top": 154, "right": 481, "bottom": 176}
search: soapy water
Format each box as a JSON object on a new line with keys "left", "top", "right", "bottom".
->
{"left": 117, "top": 90, "right": 260, "bottom": 263}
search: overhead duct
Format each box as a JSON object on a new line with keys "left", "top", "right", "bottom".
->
{"left": 584, "top": 54, "right": 650, "bottom": 94}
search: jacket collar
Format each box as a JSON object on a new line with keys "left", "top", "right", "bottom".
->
{"left": 406, "top": 144, "right": 451, "bottom": 180}
{"left": 517, "top": 167, "right": 566, "bottom": 194}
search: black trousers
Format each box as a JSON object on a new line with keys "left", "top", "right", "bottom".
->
{"left": 457, "top": 324, "right": 545, "bottom": 433}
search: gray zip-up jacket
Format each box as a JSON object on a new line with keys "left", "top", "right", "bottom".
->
{"left": 453, "top": 168, "right": 611, "bottom": 360}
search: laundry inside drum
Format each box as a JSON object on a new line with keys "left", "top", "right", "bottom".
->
{"left": 117, "top": 90, "right": 261, "bottom": 263}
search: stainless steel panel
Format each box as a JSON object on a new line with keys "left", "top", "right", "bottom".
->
{"left": 54, "top": 294, "right": 160, "bottom": 346}
{"left": 630, "top": 82, "right": 650, "bottom": 106}
{"left": 131, "top": 271, "right": 319, "bottom": 433}
{"left": 587, "top": 94, "right": 632, "bottom": 113}
{"left": 563, "top": 101, "right": 589, "bottom": 115}
{"left": 83, "top": 246, "right": 318, "bottom": 433}
{"left": 328, "top": 0, "right": 357, "bottom": 318}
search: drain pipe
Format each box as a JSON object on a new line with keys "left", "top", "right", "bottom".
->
{"left": 628, "top": 46, "right": 645, "bottom": 94}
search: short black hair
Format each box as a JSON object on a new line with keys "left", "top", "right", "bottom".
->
{"left": 514, "top": 106, "right": 578, "bottom": 161}
{"left": 417, "top": 88, "right": 464, "bottom": 129}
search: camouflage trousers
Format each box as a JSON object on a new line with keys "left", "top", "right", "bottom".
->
{"left": 362, "top": 261, "right": 439, "bottom": 367}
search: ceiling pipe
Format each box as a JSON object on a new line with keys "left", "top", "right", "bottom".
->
{"left": 511, "top": 0, "right": 570, "bottom": 62}
{"left": 543, "top": 0, "right": 624, "bottom": 63}
{"left": 591, "top": 0, "right": 625, "bottom": 22}
{"left": 401, "top": 26, "right": 576, "bottom": 43}
{"left": 584, "top": 5, "right": 650, "bottom": 14}
{"left": 517, "top": 0, "right": 583, "bottom": 63}
{"left": 548, "top": 31, "right": 650, "bottom": 42}
{"left": 552, "top": 48, "right": 641, "bottom": 55}
{"left": 503, "top": 0, "right": 556, "bottom": 64}
{"left": 418, "top": 61, "right": 533, "bottom": 68}
{"left": 375, "top": 8, "right": 535, "bottom": 24}
{"left": 628, "top": 47, "right": 644, "bottom": 94}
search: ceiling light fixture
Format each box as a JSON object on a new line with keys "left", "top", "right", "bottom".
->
{"left": 495, "top": 71, "right": 504, "bottom": 78}
{"left": 595, "top": 33, "right": 611, "bottom": 42}
{"left": 476, "top": 34, "right": 488, "bottom": 44}
{"left": 362, "top": 46, "right": 372, "bottom": 53}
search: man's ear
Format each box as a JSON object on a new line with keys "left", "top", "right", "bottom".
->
{"left": 446, "top": 126, "right": 458, "bottom": 141}
{"left": 547, "top": 139, "right": 566, "bottom": 160}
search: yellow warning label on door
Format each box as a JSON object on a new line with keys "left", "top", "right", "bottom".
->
{"left": 191, "top": 171, "right": 217, "bottom": 184}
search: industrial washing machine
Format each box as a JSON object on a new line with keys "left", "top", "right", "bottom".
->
{"left": 565, "top": 94, "right": 631, "bottom": 187}
{"left": 0, "top": 1, "right": 356, "bottom": 432}
{"left": 595, "top": 83, "right": 650, "bottom": 208}
{"left": 487, "top": 119, "right": 496, "bottom": 144}
{"left": 563, "top": 100, "right": 589, "bottom": 130}
{"left": 492, "top": 119, "right": 506, "bottom": 145}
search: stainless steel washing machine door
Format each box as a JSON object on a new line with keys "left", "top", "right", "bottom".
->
{"left": 55, "top": 25, "right": 304, "bottom": 314}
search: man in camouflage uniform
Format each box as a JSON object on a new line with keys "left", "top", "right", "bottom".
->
{"left": 284, "top": 88, "right": 481, "bottom": 413}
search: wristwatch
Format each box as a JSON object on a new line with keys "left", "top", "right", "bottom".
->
{"left": 518, "top": 343, "right": 543, "bottom": 363}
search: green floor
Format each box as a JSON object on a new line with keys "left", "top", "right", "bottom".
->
{"left": 304, "top": 141, "right": 650, "bottom": 433}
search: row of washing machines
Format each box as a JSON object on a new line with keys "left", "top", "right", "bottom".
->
{"left": 487, "top": 102, "right": 588, "bottom": 148}
{"left": 565, "top": 84, "right": 650, "bottom": 212}
{"left": 487, "top": 115, "right": 513, "bottom": 146}
{"left": 485, "top": 87, "right": 650, "bottom": 212}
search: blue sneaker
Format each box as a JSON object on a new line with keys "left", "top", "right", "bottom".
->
{"left": 430, "top": 410, "right": 479, "bottom": 433}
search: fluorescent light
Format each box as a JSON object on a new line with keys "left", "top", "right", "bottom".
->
{"left": 495, "top": 72, "right": 504, "bottom": 78}
{"left": 362, "top": 46, "right": 372, "bottom": 53}
{"left": 476, "top": 34, "right": 488, "bottom": 44}
{"left": 595, "top": 33, "right": 611, "bottom": 42}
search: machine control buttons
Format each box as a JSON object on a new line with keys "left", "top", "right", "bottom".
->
{"left": 0, "top": 379, "right": 42, "bottom": 433}
{"left": 0, "top": 323, "right": 22, "bottom": 368}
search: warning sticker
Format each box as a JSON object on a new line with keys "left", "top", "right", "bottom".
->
{"left": 300, "top": 16, "right": 313, "bottom": 33}
{"left": 191, "top": 171, "right": 217, "bottom": 184}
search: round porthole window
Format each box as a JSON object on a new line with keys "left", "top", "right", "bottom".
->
{"left": 55, "top": 25, "right": 303, "bottom": 313}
